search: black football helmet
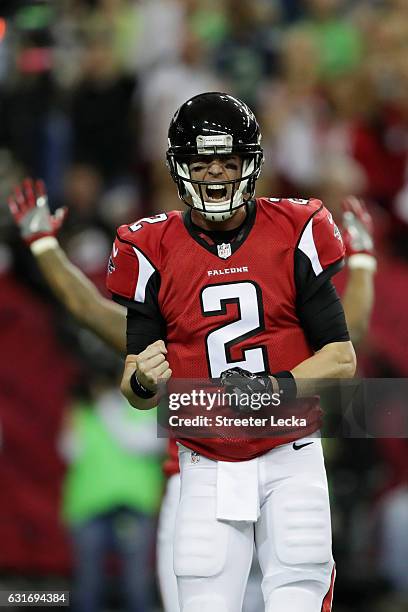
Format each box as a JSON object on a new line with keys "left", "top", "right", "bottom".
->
{"left": 167, "top": 92, "right": 264, "bottom": 221}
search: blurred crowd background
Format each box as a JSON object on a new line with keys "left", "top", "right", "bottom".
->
{"left": 0, "top": 0, "right": 407, "bottom": 611}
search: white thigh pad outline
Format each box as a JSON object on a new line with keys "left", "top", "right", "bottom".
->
{"left": 174, "top": 495, "right": 229, "bottom": 577}
{"left": 271, "top": 480, "right": 332, "bottom": 566}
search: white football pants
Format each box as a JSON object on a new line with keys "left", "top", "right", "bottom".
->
{"left": 157, "top": 475, "right": 264, "bottom": 612}
{"left": 157, "top": 473, "right": 181, "bottom": 612}
{"left": 174, "top": 437, "right": 335, "bottom": 612}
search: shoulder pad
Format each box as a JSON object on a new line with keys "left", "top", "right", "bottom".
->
{"left": 107, "top": 211, "right": 178, "bottom": 302}
{"left": 264, "top": 196, "right": 322, "bottom": 211}
{"left": 118, "top": 211, "right": 175, "bottom": 244}
{"left": 297, "top": 202, "right": 345, "bottom": 275}
{"left": 118, "top": 210, "right": 180, "bottom": 258}
{"left": 258, "top": 196, "right": 324, "bottom": 238}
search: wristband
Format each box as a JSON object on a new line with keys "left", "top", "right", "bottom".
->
{"left": 347, "top": 253, "right": 377, "bottom": 272}
{"left": 129, "top": 372, "right": 156, "bottom": 399}
{"left": 30, "top": 236, "right": 59, "bottom": 255}
{"left": 272, "top": 370, "right": 297, "bottom": 401}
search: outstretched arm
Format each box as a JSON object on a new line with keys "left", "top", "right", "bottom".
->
{"left": 34, "top": 244, "right": 126, "bottom": 353}
{"left": 340, "top": 196, "right": 376, "bottom": 348}
{"left": 8, "top": 178, "right": 126, "bottom": 354}
{"left": 342, "top": 268, "right": 375, "bottom": 348}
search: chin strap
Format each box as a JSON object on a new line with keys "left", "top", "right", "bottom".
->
{"left": 200, "top": 207, "right": 236, "bottom": 222}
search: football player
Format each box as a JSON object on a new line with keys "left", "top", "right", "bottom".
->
{"left": 8, "top": 97, "right": 376, "bottom": 612}
{"left": 110, "top": 92, "right": 356, "bottom": 612}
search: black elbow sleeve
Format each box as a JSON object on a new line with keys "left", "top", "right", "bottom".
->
{"left": 297, "top": 281, "right": 350, "bottom": 351}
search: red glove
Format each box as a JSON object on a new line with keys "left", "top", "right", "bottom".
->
{"left": 341, "top": 196, "right": 374, "bottom": 257}
{"left": 8, "top": 178, "right": 67, "bottom": 246}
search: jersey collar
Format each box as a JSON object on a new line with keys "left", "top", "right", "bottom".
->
{"left": 182, "top": 200, "right": 257, "bottom": 259}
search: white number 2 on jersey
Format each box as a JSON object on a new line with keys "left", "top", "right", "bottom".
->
{"left": 200, "top": 282, "right": 268, "bottom": 378}
{"left": 129, "top": 213, "right": 168, "bottom": 232}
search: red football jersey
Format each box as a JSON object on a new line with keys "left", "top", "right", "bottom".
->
{"left": 107, "top": 198, "right": 345, "bottom": 461}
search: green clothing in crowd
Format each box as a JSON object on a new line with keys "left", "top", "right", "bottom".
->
{"left": 62, "top": 400, "right": 164, "bottom": 525}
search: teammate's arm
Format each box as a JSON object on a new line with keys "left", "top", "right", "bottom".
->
{"left": 8, "top": 178, "right": 126, "bottom": 354}
{"left": 340, "top": 197, "right": 376, "bottom": 348}
{"left": 342, "top": 269, "right": 375, "bottom": 348}
{"left": 33, "top": 245, "right": 127, "bottom": 353}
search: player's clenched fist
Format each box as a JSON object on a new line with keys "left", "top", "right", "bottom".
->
{"left": 121, "top": 340, "right": 172, "bottom": 405}
{"left": 8, "top": 178, "right": 67, "bottom": 246}
{"left": 135, "top": 340, "right": 172, "bottom": 389}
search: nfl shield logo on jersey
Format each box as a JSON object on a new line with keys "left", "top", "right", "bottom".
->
{"left": 217, "top": 243, "right": 231, "bottom": 259}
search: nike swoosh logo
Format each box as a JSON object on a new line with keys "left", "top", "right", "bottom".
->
{"left": 293, "top": 441, "right": 314, "bottom": 451}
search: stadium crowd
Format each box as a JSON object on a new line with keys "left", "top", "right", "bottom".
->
{"left": 0, "top": 1, "right": 407, "bottom": 611}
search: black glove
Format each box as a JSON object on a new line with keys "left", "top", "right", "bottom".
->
{"left": 220, "top": 367, "right": 274, "bottom": 414}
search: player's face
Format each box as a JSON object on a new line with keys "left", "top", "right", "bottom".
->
{"left": 188, "top": 155, "right": 243, "bottom": 205}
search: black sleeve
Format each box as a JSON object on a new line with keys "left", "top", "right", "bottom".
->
{"left": 296, "top": 280, "right": 350, "bottom": 351}
{"left": 112, "top": 271, "right": 166, "bottom": 354}
{"left": 125, "top": 307, "right": 166, "bottom": 355}
{"left": 295, "top": 247, "right": 344, "bottom": 302}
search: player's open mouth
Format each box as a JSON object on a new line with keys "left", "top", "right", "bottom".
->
{"left": 205, "top": 184, "right": 228, "bottom": 201}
